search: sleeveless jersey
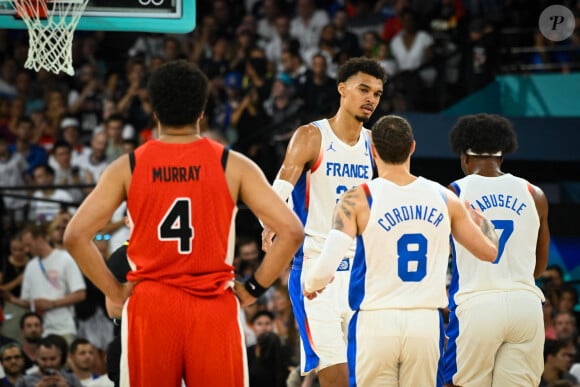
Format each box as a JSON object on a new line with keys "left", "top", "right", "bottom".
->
{"left": 126, "top": 138, "right": 236, "bottom": 296}
{"left": 350, "top": 177, "right": 451, "bottom": 311}
{"left": 448, "top": 173, "right": 544, "bottom": 308}
{"left": 291, "top": 119, "right": 373, "bottom": 257}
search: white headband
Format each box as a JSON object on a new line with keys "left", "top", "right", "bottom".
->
{"left": 465, "top": 149, "right": 502, "bottom": 157}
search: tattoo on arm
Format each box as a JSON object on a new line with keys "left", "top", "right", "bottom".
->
{"left": 480, "top": 217, "right": 499, "bottom": 246}
{"left": 332, "top": 189, "right": 358, "bottom": 231}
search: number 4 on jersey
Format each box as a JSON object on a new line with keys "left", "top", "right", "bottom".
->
{"left": 158, "top": 198, "right": 194, "bottom": 254}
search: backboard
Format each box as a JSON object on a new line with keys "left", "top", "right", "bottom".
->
{"left": 0, "top": 0, "right": 196, "bottom": 33}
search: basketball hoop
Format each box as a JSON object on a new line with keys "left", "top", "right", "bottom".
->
{"left": 7, "top": 0, "right": 89, "bottom": 76}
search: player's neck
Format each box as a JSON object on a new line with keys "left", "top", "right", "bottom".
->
{"left": 377, "top": 163, "right": 416, "bottom": 186}
{"left": 158, "top": 126, "right": 201, "bottom": 143}
{"left": 328, "top": 114, "right": 364, "bottom": 145}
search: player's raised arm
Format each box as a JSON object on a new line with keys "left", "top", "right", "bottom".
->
{"left": 261, "top": 123, "right": 321, "bottom": 251}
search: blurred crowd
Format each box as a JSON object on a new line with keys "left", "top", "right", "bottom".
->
{"left": 1, "top": 0, "right": 580, "bottom": 386}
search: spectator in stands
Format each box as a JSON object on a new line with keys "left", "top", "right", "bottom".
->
{"left": 545, "top": 295, "right": 558, "bottom": 340}
{"left": 247, "top": 331, "right": 289, "bottom": 387}
{"left": 19, "top": 312, "right": 43, "bottom": 372}
{"left": 256, "top": 0, "right": 283, "bottom": 46}
{"left": 0, "top": 132, "right": 28, "bottom": 233}
{"left": 0, "top": 234, "right": 29, "bottom": 341}
{"left": 263, "top": 73, "right": 303, "bottom": 164}
{"left": 540, "top": 339, "right": 579, "bottom": 387}
{"left": 554, "top": 311, "right": 578, "bottom": 342}
{"left": 103, "top": 115, "right": 126, "bottom": 163}
{"left": 28, "top": 164, "right": 74, "bottom": 224}
{"left": 279, "top": 46, "right": 308, "bottom": 86}
{"left": 302, "top": 23, "right": 341, "bottom": 78}
{"left": 43, "top": 91, "right": 68, "bottom": 146}
{"left": 234, "top": 235, "right": 262, "bottom": 280}
{"left": 47, "top": 210, "right": 72, "bottom": 251}
{"left": 115, "top": 61, "right": 150, "bottom": 134}
{"left": 6, "top": 223, "right": 86, "bottom": 344}
{"left": 16, "top": 335, "right": 83, "bottom": 387}
{"left": 68, "top": 338, "right": 99, "bottom": 385}
{"left": 297, "top": 53, "right": 339, "bottom": 122}
{"left": 230, "top": 85, "right": 272, "bottom": 161}
{"left": 544, "top": 265, "right": 566, "bottom": 291}
{"left": 198, "top": 36, "right": 231, "bottom": 82}
{"left": 75, "top": 131, "right": 108, "bottom": 183}
{"left": 332, "top": 7, "right": 361, "bottom": 58}
{"left": 0, "top": 343, "right": 26, "bottom": 387}
{"left": 58, "top": 118, "right": 89, "bottom": 167}
{"left": 558, "top": 285, "right": 579, "bottom": 315}
{"left": 290, "top": 0, "right": 330, "bottom": 59}
{"left": 265, "top": 16, "right": 293, "bottom": 73}
{"left": 390, "top": 7, "right": 436, "bottom": 86}
{"left": 8, "top": 116, "right": 47, "bottom": 179}
{"left": 49, "top": 141, "right": 89, "bottom": 203}
{"left": 67, "top": 63, "right": 105, "bottom": 140}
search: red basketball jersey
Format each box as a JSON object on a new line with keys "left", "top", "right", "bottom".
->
{"left": 126, "top": 138, "right": 236, "bottom": 296}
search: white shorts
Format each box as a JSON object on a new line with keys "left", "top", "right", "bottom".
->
{"left": 349, "top": 308, "right": 444, "bottom": 387}
{"left": 443, "top": 290, "right": 544, "bottom": 386}
{"left": 289, "top": 255, "right": 353, "bottom": 374}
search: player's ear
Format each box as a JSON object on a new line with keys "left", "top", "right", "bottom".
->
{"left": 409, "top": 140, "right": 416, "bottom": 157}
{"left": 337, "top": 82, "right": 345, "bottom": 97}
{"left": 370, "top": 141, "right": 378, "bottom": 159}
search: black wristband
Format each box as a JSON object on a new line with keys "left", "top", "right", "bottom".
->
{"left": 244, "top": 273, "right": 268, "bottom": 298}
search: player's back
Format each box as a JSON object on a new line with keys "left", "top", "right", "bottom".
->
{"left": 350, "top": 177, "right": 451, "bottom": 311}
{"left": 126, "top": 138, "right": 236, "bottom": 296}
{"left": 292, "top": 118, "right": 373, "bottom": 257}
{"left": 449, "top": 173, "right": 544, "bottom": 307}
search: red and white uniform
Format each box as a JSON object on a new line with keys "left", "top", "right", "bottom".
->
{"left": 121, "top": 138, "right": 246, "bottom": 387}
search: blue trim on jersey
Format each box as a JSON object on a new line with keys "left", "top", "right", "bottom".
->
{"left": 437, "top": 311, "right": 445, "bottom": 387}
{"left": 288, "top": 265, "right": 319, "bottom": 372}
{"left": 442, "top": 308, "right": 460, "bottom": 384}
{"left": 349, "top": 235, "right": 367, "bottom": 310}
{"left": 292, "top": 172, "right": 309, "bottom": 226}
{"left": 347, "top": 310, "right": 360, "bottom": 387}
{"left": 450, "top": 181, "right": 461, "bottom": 196}
{"left": 291, "top": 171, "right": 308, "bottom": 271}
{"left": 312, "top": 120, "right": 323, "bottom": 129}
{"left": 363, "top": 131, "right": 374, "bottom": 170}
{"left": 447, "top": 237, "right": 459, "bottom": 310}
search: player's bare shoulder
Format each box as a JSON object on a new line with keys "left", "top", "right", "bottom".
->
{"left": 286, "top": 122, "right": 323, "bottom": 165}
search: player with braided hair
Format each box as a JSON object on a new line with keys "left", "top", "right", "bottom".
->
{"left": 443, "top": 113, "right": 550, "bottom": 387}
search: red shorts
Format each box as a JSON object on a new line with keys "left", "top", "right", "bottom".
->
{"left": 121, "top": 281, "right": 247, "bottom": 386}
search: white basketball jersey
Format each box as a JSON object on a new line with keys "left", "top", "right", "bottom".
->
{"left": 350, "top": 177, "right": 451, "bottom": 311}
{"left": 448, "top": 174, "right": 544, "bottom": 307}
{"left": 291, "top": 119, "right": 373, "bottom": 257}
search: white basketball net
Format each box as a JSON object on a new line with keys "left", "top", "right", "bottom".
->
{"left": 7, "top": 0, "right": 89, "bottom": 76}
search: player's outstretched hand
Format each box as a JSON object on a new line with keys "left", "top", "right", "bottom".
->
{"left": 261, "top": 226, "right": 276, "bottom": 252}
{"left": 233, "top": 280, "right": 257, "bottom": 307}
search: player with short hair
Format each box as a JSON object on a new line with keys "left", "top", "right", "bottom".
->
{"left": 262, "top": 57, "right": 386, "bottom": 387}
{"left": 443, "top": 113, "right": 550, "bottom": 387}
{"left": 303, "top": 114, "right": 499, "bottom": 386}
{"left": 64, "top": 60, "right": 304, "bottom": 387}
